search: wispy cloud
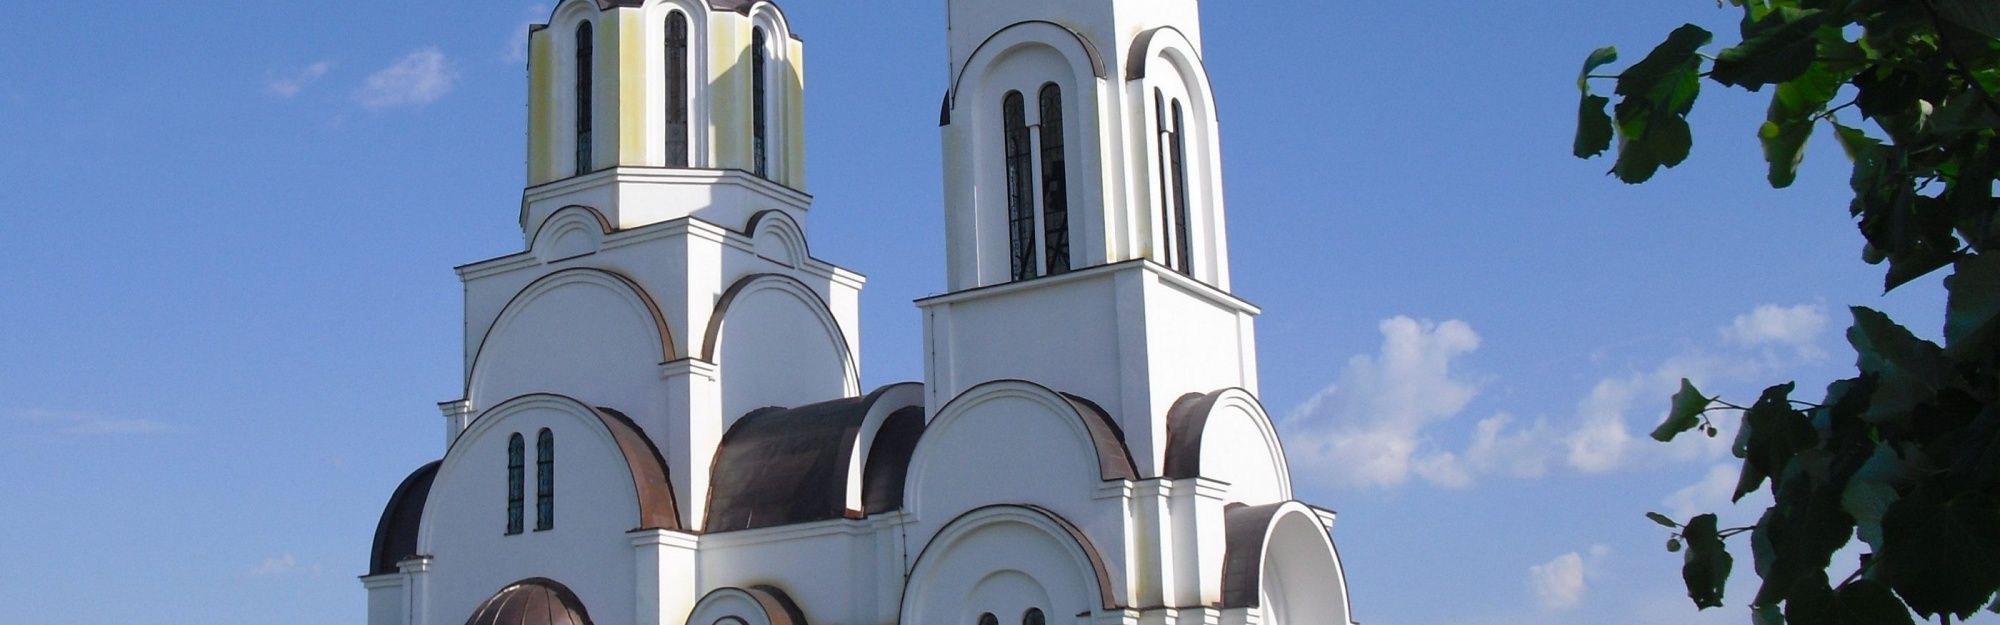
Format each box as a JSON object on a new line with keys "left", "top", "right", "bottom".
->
{"left": 16, "top": 408, "right": 169, "bottom": 436}
{"left": 1285, "top": 302, "right": 1834, "bottom": 490}
{"left": 266, "top": 61, "right": 334, "bottom": 99}
{"left": 247, "top": 552, "right": 326, "bottom": 578}
{"left": 355, "top": 47, "right": 457, "bottom": 110}
{"left": 505, "top": 5, "right": 552, "bottom": 63}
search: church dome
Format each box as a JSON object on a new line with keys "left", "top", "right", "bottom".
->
{"left": 463, "top": 578, "right": 594, "bottom": 625}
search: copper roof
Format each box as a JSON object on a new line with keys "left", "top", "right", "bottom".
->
{"left": 593, "top": 406, "right": 683, "bottom": 531}
{"left": 705, "top": 386, "right": 922, "bottom": 532}
{"left": 1220, "top": 503, "right": 1285, "bottom": 608}
{"left": 1058, "top": 392, "right": 1139, "bottom": 482}
{"left": 1162, "top": 391, "right": 1222, "bottom": 480}
{"left": 370, "top": 460, "right": 440, "bottom": 576}
{"left": 463, "top": 578, "right": 594, "bottom": 625}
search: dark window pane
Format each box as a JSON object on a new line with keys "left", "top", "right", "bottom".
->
{"left": 1023, "top": 608, "right": 1046, "bottom": 625}
{"left": 977, "top": 614, "right": 998, "bottom": 625}
{"left": 536, "top": 429, "right": 554, "bottom": 531}
{"left": 1169, "top": 99, "right": 1193, "bottom": 274}
{"left": 1038, "top": 84, "right": 1069, "bottom": 275}
{"left": 665, "top": 12, "right": 690, "bottom": 167}
{"left": 507, "top": 433, "right": 525, "bottom": 535}
{"left": 575, "top": 22, "right": 595, "bottom": 177}
{"left": 1155, "top": 89, "right": 1177, "bottom": 270}
{"left": 751, "top": 27, "right": 769, "bottom": 178}
{"left": 1002, "top": 91, "right": 1037, "bottom": 281}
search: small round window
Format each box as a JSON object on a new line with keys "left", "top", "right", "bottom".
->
{"left": 976, "top": 613, "right": 998, "bottom": 625}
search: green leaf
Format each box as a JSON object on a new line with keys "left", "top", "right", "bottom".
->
{"left": 1712, "top": 9, "right": 1829, "bottom": 90}
{"left": 1655, "top": 379, "right": 1712, "bottom": 442}
{"left": 1609, "top": 25, "right": 1712, "bottom": 183}
{"left": 1874, "top": 487, "right": 2000, "bottom": 620}
{"left": 1848, "top": 307, "right": 1952, "bottom": 390}
{"left": 1737, "top": 382, "right": 1816, "bottom": 501}
{"left": 1935, "top": 0, "right": 2000, "bottom": 40}
{"left": 1648, "top": 511, "right": 1681, "bottom": 528}
{"left": 1576, "top": 94, "right": 1614, "bottom": 158}
{"left": 1832, "top": 123, "right": 1879, "bottom": 161}
{"left": 1761, "top": 118, "right": 1814, "bottom": 188}
{"left": 1755, "top": 603, "right": 1787, "bottom": 625}
{"left": 1579, "top": 46, "right": 1619, "bottom": 92}
{"left": 1842, "top": 443, "right": 1918, "bottom": 551}
{"left": 1683, "top": 513, "right": 1735, "bottom": 609}
{"left": 1944, "top": 253, "right": 2000, "bottom": 354}
{"left": 1788, "top": 571, "right": 1920, "bottom": 625}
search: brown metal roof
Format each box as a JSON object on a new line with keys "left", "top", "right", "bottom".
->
{"left": 861, "top": 406, "right": 925, "bottom": 514}
{"left": 705, "top": 386, "right": 917, "bottom": 532}
{"left": 1162, "top": 391, "right": 1221, "bottom": 480}
{"left": 744, "top": 585, "right": 809, "bottom": 625}
{"left": 1059, "top": 392, "right": 1139, "bottom": 482}
{"left": 463, "top": 578, "right": 594, "bottom": 625}
{"left": 1220, "top": 503, "right": 1285, "bottom": 609}
{"left": 593, "top": 406, "right": 684, "bottom": 531}
{"left": 370, "top": 460, "right": 440, "bottom": 576}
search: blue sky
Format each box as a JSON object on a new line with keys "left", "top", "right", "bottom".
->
{"left": 0, "top": 1, "right": 1978, "bottom": 624}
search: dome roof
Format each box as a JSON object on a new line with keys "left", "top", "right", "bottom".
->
{"left": 464, "top": 578, "right": 593, "bottom": 625}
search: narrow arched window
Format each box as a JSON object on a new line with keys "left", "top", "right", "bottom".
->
{"left": 1022, "top": 608, "right": 1046, "bottom": 625}
{"left": 535, "top": 428, "right": 554, "bottom": 530}
{"left": 575, "top": 21, "right": 595, "bottom": 177}
{"left": 751, "top": 27, "right": 770, "bottom": 178}
{"left": 1168, "top": 99, "right": 1193, "bottom": 274}
{"left": 1037, "top": 84, "right": 1070, "bottom": 275}
{"left": 506, "top": 433, "right": 525, "bottom": 535}
{"left": 1001, "top": 91, "right": 1037, "bottom": 281}
{"left": 664, "top": 12, "right": 690, "bottom": 167}
{"left": 976, "top": 614, "right": 998, "bottom": 625}
{"left": 1155, "top": 89, "right": 1177, "bottom": 270}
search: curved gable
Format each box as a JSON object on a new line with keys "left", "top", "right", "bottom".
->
{"left": 1163, "top": 388, "right": 1291, "bottom": 503}
{"left": 1221, "top": 501, "right": 1351, "bottom": 622}
{"left": 704, "top": 383, "right": 922, "bottom": 532}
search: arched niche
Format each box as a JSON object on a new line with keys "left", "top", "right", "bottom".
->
{"left": 945, "top": 21, "right": 1106, "bottom": 288}
{"left": 466, "top": 268, "right": 675, "bottom": 417}
{"left": 901, "top": 505, "right": 1117, "bottom": 625}
{"left": 1222, "top": 502, "right": 1353, "bottom": 625}
{"left": 1129, "top": 26, "right": 1229, "bottom": 289}
{"left": 701, "top": 273, "right": 859, "bottom": 425}
{"left": 1163, "top": 388, "right": 1291, "bottom": 504}
{"left": 686, "top": 585, "right": 809, "bottom": 625}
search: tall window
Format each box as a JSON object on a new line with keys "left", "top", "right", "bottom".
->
{"left": 999, "top": 86, "right": 1071, "bottom": 282}
{"left": 664, "top": 12, "right": 690, "bottom": 167}
{"left": 751, "top": 27, "right": 770, "bottom": 178}
{"left": 506, "top": 433, "right": 525, "bottom": 535}
{"left": 1037, "top": 84, "right": 1070, "bottom": 275}
{"left": 1023, "top": 609, "right": 1046, "bottom": 625}
{"left": 535, "top": 429, "right": 555, "bottom": 531}
{"left": 575, "top": 21, "right": 595, "bottom": 177}
{"left": 1156, "top": 89, "right": 1194, "bottom": 275}
{"left": 1002, "top": 91, "right": 1037, "bottom": 281}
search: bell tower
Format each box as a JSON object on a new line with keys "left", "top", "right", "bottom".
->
{"left": 520, "top": 0, "right": 807, "bottom": 236}
{"left": 921, "top": 0, "right": 1258, "bottom": 476}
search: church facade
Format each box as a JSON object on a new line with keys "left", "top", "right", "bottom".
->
{"left": 360, "top": 1, "right": 1356, "bottom": 624}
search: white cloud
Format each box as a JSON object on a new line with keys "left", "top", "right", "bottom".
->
{"left": 1723, "top": 303, "right": 1830, "bottom": 361}
{"left": 355, "top": 47, "right": 458, "bottom": 110}
{"left": 1284, "top": 317, "right": 1483, "bottom": 488}
{"left": 1530, "top": 546, "right": 1608, "bottom": 610}
{"left": 266, "top": 61, "right": 333, "bottom": 99}
{"left": 505, "top": 5, "right": 552, "bottom": 62}
{"left": 16, "top": 409, "right": 168, "bottom": 435}
{"left": 1663, "top": 463, "right": 1741, "bottom": 520}
{"left": 1286, "top": 302, "right": 1835, "bottom": 491}
{"left": 1530, "top": 552, "right": 1587, "bottom": 609}
{"left": 248, "top": 553, "right": 296, "bottom": 578}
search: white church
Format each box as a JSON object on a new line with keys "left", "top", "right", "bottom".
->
{"left": 360, "top": 1, "right": 1356, "bottom": 624}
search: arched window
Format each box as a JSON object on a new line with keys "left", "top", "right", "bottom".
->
{"left": 506, "top": 433, "right": 525, "bottom": 535}
{"left": 1168, "top": 99, "right": 1193, "bottom": 274}
{"left": 1002, "top": 91, "right": 1037, "bottom": 281}
{"left": 535, "top": 429, "right": 555, "bottom": 530}
{"left": 751, "top": 27, "right": 770, "bottom": 178}
{"left": 575, "top": 21, "right": 595, "bottom": 177}
{"left": 976, "top": 614, "right": 998, "bottom": 625}
{"left": 1037, "top": 84, "right": 1070, "bottom": 275}
{"left": 664, "top": 12, "right": 690, "bottom": 167}
{"left": 1022, "top": 608, "right": 1046, "bottom": 625}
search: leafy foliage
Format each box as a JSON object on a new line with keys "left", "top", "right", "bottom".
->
{"left": 1575, "top": 0, "right": 2000, "bottom": 622}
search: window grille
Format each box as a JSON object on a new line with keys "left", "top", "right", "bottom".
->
{"left": 535, "top": 429, "right": 554, "bottom": 531}
{"left": 665, "top": 12, "right": 690, "bottom": 167}
{"left": 575, "top": 22, "right": 595, "bottom": 177}
{"left": 1168, "top": 99, "right": 1193, "bottom": 274}
{"left": 1037, "top": 84, "right": 1070, "bottom": 275}
{"left": 1002, "top": 91, "right": 1038, "bottom": 281}
{"left": 506, "top": 433, "right": 525, "bottom": 535}
{"left": 751, "top": 27, "right": 769, "bottom": 178}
